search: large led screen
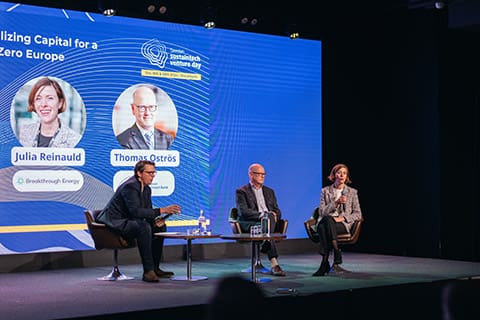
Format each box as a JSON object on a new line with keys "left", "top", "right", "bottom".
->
{"left": 0, "top": 2, "right": 322, "bottom": 254}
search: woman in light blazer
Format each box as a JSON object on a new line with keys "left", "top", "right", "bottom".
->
{"left": 313, "top": 163, "right": 362, "bottom": 276}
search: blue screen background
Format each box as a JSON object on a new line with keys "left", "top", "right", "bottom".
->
{"left": 0, "top": 2, "right": 321, "bottom": 253}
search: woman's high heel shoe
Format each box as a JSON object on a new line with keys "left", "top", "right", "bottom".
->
{"left": 313, "top": 260, "right": 330, "bottom": 276}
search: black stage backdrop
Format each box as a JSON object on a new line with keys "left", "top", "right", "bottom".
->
{"left": 321, "top": 6, "right": 479, "bottom": 262}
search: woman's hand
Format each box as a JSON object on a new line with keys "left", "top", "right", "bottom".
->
{"left": 336, "top": 195, "right": 347, "bottom": 206}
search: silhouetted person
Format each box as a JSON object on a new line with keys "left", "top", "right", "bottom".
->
{"left": 442, "top": 279, "right": 478, "bottom": 320}
{"left": 207, "top": 275, "right": 266, "bottom": 320}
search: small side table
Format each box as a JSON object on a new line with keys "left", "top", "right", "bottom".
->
{"left": 220, "top": 233, "right": 287, "bottom": 283}
{"left": 155, "top": 232, "right": 220, "bottom": 281}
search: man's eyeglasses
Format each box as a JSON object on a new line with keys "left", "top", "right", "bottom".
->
{"left": 252, "top": 172, "right": 266, "bottom": 176}
{"left": 135, "top": 104, "right": 158, "bottom": 112}
{"left": 143, "top": 170, "right": 157, "bottom": 176}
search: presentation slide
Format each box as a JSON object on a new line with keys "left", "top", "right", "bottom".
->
{"left": 0, "top": 2, "right": 322, "bottom": 254}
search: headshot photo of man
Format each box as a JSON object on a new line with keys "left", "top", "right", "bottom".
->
{"left": 114, "top": 84, "right": 178, "bottom": 150}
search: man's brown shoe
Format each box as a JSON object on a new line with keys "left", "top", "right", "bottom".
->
{"left": 331, "top": 264, "right": 349, "bottom": 274}
{"left": 270, "top": 265, "right": 286, "bottom": 276}
{"left": 142, "top": 270, "right": 159, "bottom": 282}
{"left": 154, "top": 268, "right": 174, "bottom": 278}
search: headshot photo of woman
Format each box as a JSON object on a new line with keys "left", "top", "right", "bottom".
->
{"left": 12, "top": 76, "right": 86, "bottom": 148}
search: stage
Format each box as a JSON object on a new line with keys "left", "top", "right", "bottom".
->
{"left": 1, "top": 248, "right": 479, "bottom": 320}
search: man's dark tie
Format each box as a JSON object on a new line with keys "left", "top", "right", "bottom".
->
{"left": 144, "top": 131, "right": 154, "bottom": 150}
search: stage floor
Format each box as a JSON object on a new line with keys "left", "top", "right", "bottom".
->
{"left": 1, "top": 252, "right": 479, "bottom": 320}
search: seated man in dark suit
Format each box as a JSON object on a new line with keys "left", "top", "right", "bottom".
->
{"left": 116, "top": 85, "right": 174, "bottom": 150}
{"left": 95, "top": 160, "right": 181, "bottom": 282}
{"left": 235, "top": 163, "right": 286, "bottom": 276}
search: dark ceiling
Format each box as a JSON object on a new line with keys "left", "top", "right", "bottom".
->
{"left": 0, "top": 0, "right": 407, "bottom": 40}
{"left": 3, "top": 1, "right": 480, "bottom": 39}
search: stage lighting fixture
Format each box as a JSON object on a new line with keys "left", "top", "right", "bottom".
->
{"left": 201, "top": 5, "right": 217, "bottom": 29}
{"left": 204, "top": 21, "right": 215, "bottom": 29}
{"left": 159, "top": 5, "right": 167, "bottom": 14}
{"left": 103, "top": 9, "right": 115, "bottom": 17}
{"left": 289, "top": 32, "right": 300, "bottom": 39}
{"left": 147, "top": 4, "right": 156, "bottom": 14}
{"left": 288, "top": 24, "right": 300, "bottom": 39}
{"left": 434, "top": 1, "right": 445, "bottom": 9}
{"left": 240, "top": 16, "right": 258, "bottom": 28}
{"left": 408, "top": 0, "right": 447, "bottom": 10}
{"left": 147, "top": 4, "right": 167, "bottom": 15}
{"left": 99, "top": 0, "right": 116, "bottom": 17}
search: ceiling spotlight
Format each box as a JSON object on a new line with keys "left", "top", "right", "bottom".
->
{"left": 99, "top": 0, "right": 116, "bottom": 17}
{"left": 240, "top": 16, "right": 258, "bottom": 27}
{"left": 289, "top": 32, "right": 299, "bottom": 40}
{"left": 103, "top": 8, "right": 116, "bottom": 17}
{"left": 204, "top": 21, "right": 216, "bottom": 29}
{"left": 159, "top": 5, "right": 167, "bottom": 14}
{"left": 408, "top": 0, "right": 447, "bottom": 10}
{"left": 147, "top": 5, "right": 155, "bottom": 14}
{"left": 201, "top": 5, "right": 217, "bottom": 29}
{"left": 287, "top": 23, "right": 300, "bottom": 40}
{"left": 434, "top": 1, "right": 445, "bottom": 10}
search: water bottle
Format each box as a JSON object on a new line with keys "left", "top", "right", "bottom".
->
{"left": 198, "top": 209, "right": 207, "bottom": 234}
{"left": 261, "top": 213, "right": 270, "bottom": 236}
